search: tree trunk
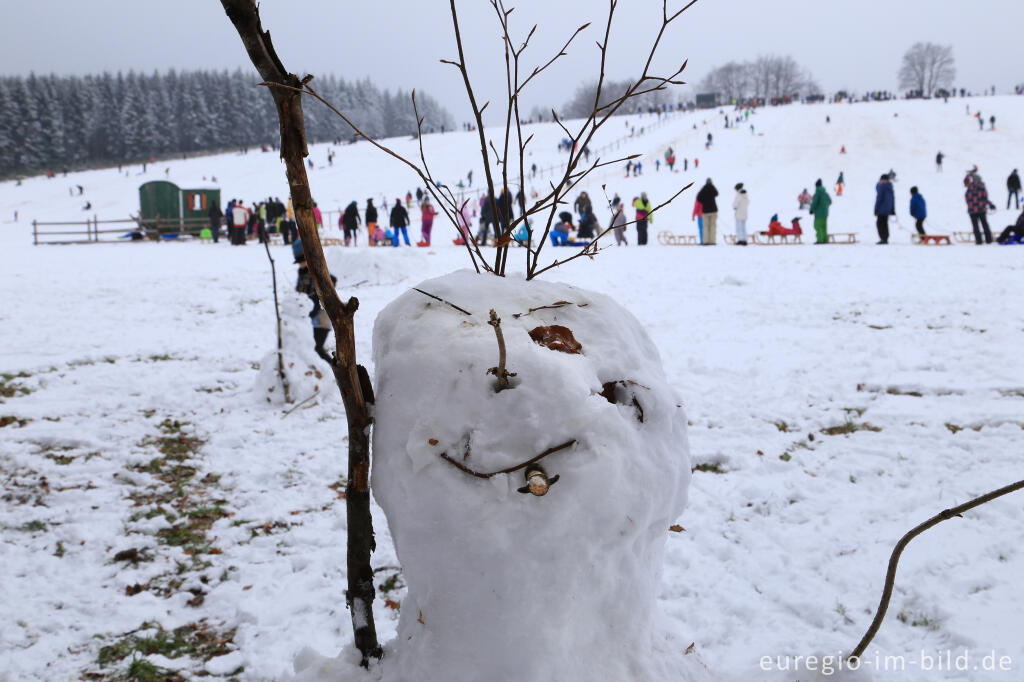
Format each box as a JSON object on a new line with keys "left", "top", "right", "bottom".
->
{"left": 219, "top": 0, "right": 381, "bottom": 665}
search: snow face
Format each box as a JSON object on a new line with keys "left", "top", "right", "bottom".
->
{"left": 369, "top": 270, "right": 699, "bottom": 681}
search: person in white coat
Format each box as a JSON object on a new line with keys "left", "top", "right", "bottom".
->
{"left": 732, "top": 183, "right": 749, "bottom": 245}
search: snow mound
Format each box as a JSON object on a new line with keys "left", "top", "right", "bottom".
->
{"left": 326, "top": 247, "right": 432, "bottom": 288}
{"left": 368, "top": 269, "right": 701, "bottom": 682}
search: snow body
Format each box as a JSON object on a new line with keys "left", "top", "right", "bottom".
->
{"left": 370, "top": 270, "right": 700, "bottom": 682}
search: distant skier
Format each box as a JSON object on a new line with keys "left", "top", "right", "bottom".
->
{"left": 873, "top": 174, "right": 895, "bottom": 244}
{"left": 809, "top": 179, "right": 832, "bottom": 244}
{"left": 909, "top": 186, "right": 927, "bottom": 236}
{"left": 1007, "top": 169, "right": 1021, "bottom": 210}
{"left": 935, "top": 151, "right": 944, "bottom": 172}
{"left": 836, "top": 171, "right": 845, "bottom": 196}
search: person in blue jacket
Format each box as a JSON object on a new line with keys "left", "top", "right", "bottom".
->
{"left": 873, "top": 174, "right": 895, "bottom": 244}
{"left": 909, "top": 186, "right": 927, "bottom": 235}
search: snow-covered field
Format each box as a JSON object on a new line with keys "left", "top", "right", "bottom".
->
{"left": 2, "top": 96, "right": 1023, "bottom": 681}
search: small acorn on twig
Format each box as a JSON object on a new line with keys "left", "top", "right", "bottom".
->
{"left": 517, "top": 464, "right": 559, "bottom": 496}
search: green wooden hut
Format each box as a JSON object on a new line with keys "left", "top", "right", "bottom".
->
{"left": 138, "top": 180, "right": 220, "bottom": 233}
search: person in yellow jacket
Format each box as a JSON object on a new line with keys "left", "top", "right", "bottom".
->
{"left": 632, "top": 192, "right": 653, "bottom": 245}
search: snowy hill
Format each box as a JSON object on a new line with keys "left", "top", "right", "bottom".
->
{"left": 1, "top": 97, "right": 1023, "bottom": 682}
{"left": 5, "top": 95, "right": 1022, "bottom": 241}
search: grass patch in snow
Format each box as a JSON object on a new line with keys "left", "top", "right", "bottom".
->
{"left": 93, "top": 621, "right": 237, "bottom": 678}
{"left": 0, "top": 415, "right": 30, "bottom": 427}
{"left": 886, "top": 386, "right": 923, "bottom": 397}
{"left": 897, "top": 609, "right": 941, "bottom": 630}
{"left": 121, "top": 417, "right": 231, "bottom": 599}
{"left": 17, "top": 519, "right": 48, "bottom": 532}
{"left": 0, "top": 371, "right": 32, "bottom": 399}
{"left": 821, "top": 420, "right": 882, "bottom": 436}
{"left": 692, "top": 462, "right": 725, "bottom": 474}
{"left": 772, "top": 420, "right": 790, "bottom": 432}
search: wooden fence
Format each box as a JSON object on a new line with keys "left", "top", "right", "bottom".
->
{"left": 33, "top": 216, "right": 216, "bottom": 245}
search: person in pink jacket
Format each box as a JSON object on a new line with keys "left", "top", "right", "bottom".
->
{"left": 418, "top": 198, "right": 438, "bottom": 246}
{"left": 312, "top": 202, "right": 323, "bottom": 230}
{"left": 691, "top": 197, "right": 704, "bottom": 243}
{"left": 454, "top": 202, "right": 473, "bottom": 245}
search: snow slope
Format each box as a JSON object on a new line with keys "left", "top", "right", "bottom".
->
{"left": 1, "top": 96, "right": 1023, "bottom": 681}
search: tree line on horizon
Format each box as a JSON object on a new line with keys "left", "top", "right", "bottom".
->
{"left": 697, "top": 54, "right": 822, "bottom": 104}
{"left": 0, "top": 69, "right": 454, "bottom": 178}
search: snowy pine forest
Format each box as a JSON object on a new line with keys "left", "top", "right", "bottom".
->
{"left": 0, "top": 70, "right": 454, "bottom": 177}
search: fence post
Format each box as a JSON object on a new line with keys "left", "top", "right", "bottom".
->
{"left": 93, "top": 215, "right": 98, "bottom": 242}
{"left": 33, "top": 220, "right": 37, "bottom": 246}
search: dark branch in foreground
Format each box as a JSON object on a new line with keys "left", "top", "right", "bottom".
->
{"left": 848, "top": 478, "right": 1024, "bottom": 662}
{"left": 412, "top": 288, "right": 473, "bottom": 316}
{"left": 439, "top": 439, "right": 577, "bottom": 478}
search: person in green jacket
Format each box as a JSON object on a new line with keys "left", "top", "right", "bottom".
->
{"left": 809, "top": 179, "right": 832, "bottom": 243}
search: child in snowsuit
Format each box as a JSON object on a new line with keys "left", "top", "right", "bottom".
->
{"left": 797, "top": 189, "right": 812, "bottom": 211}
{"left": 418, "top": 198, "right": 437, "bottom": 246}
{"left": 295, "top": 253, "right": 337, "bottom": 362}
{"left": 909, "top": 187, "right": 927, "bottom": 235}
{"left": 995, "top": 207, "right": 1024, "bottom": 243}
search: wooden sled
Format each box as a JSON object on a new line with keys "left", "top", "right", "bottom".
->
{"left": 827, "top": 232, "right": 858, "bottom": 244}
{"left": 953, "top": 232, "right": 975, "bottom": 243}
{"left": 911, "top": 233, "right": 951, "bottom": 245}
{"left": 321, "top": 237, "right": 344, "bottom": 247}
{"left": 657, "top": 231, "right": 699, "bottom": 246}
{"left": 751, "top": 232, "right": 802, "bottom": 245}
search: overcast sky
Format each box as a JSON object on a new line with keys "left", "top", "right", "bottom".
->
{"left": 3, "top": 1, "right": 1020, "bottom": 122}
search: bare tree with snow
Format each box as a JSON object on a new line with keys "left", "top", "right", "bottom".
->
{"left": 898, "top": 42, "right": 956, "bottom": 96}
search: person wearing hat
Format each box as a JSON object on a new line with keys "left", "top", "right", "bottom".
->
{"left": 809, "top": 178, "right": 832, "bottom": 244}
{"left": 873, "top": 174, "right": 895, "bottom": 244}
{"left": 632, "top": 192, "right": 653, "bottom": 245}
{"left": 965, "top": 173, "right": 995, "bottom": 244}
{"left": 1003, "top": 168, "right": 1019, "bottom": 208}
{"left": 909, "top": 186, "right": 927, "bottom": 236}
{"left": 732, "top": 183, "right": 749, "bottom": 245}
{"left": 695, "top": 178, "right": 719, "bottom": 245}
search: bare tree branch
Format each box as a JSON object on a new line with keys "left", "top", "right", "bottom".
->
{"left": 848, "top": 479, "right": 1024, "bottom": 662}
